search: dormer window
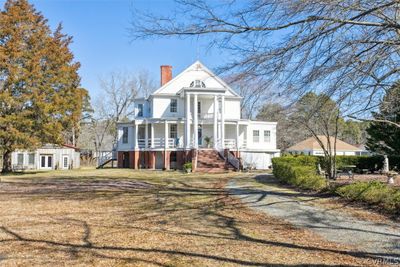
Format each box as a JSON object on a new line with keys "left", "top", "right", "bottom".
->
{"left": 190, "top": 80, "right": 206, "bottom": 88}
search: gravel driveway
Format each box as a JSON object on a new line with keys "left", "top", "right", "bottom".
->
{"left": 227, "top": 174, "right": 400, "bottom": 264}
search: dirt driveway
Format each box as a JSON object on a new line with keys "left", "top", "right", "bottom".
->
{"left": 227, "top": 174, "right": 400, "bottom": 265}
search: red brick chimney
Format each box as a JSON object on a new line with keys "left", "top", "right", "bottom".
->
{"left": 160, "top": 65, "right": 172, "bottom": 86}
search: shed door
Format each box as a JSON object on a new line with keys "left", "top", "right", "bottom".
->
{"left": 40, "top": 155, "right": 53, "bottom": 169}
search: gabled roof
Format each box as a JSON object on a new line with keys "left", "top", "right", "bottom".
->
{"left": 287, "top": 136, "right": 362, "bottom": 152}
{"left": 151, "top": 60, "right": 241, "bottom": 97}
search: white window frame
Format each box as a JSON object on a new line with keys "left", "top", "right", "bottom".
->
{"left": 28, "top": 153, "right": 35, "bottom": 165}
{"left": 169, "top": 124, "right": 178, "bottom": 139}
{"left": 170, "top": 99, "right": 177, "bottom": 113}
{"left": 63, "top": 155, "right": 69, "bottom": 169}
{"left": 122, "top": 127, "right": 128, "bottom": 144}
{"left": 264, "top": 130, "right": 271, "bottom": 142}
{"left": 253, "top": 130, "right": 260, "bottom": 143}
{"left": 137, "top": 103, "right": 144, "bottom": 117}
{"left": 17, "top": 153, "right": 24, "bottom": 165}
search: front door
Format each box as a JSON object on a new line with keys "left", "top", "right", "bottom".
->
{"left": 40, "top": 155, "right": 53, "bottom": 169}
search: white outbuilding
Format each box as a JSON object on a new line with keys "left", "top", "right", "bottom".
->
{"left": 11, "top": 144, "right": 80, "bottom": 171}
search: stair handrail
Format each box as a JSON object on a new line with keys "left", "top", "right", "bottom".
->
{"left": 227, "top": 151, "right": 240, "bottom": 170}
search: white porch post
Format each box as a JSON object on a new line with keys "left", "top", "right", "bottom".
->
{"left": 213, "top": 95, "right": 218, "bottom": 149}
{"left": 193, "top": 94, "right": 198, "bottom": 149}
{"left": 221, "top": 95, "right": 225, "bottom": 148}
{"left": 150, "top": 123, "right": 155, "bottom": 148}
{"left": 185, "top": 93, "right": 191, "bottom": 149}
{"left": 164, "top": 120, "right": 168, "bottom": 149}
{"left": 236, "top": 121, "right": 239, "bottom": 151}
{"left": 134, "top": 123, "right": 138, "bottom": 149}
{"left": 145, "top": 120, "right": 149, "bottom": 149}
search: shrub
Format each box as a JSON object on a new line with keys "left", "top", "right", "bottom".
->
{"left": 183, "top": 162, "right": 192, "bottom": 171}
{"left": 272, "top": 157, "right": 326, "bottom": 191}
{"left": 336, "top": 181, "right": 400, "bottom": 214}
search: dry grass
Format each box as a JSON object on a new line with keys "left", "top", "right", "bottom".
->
{"left": 0, "top": 168, "right": 386, "bottom": 266}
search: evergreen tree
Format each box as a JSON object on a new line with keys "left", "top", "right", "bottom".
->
{"left": 366, "top": 83, "right": 400, "bottom": 155}
{"left": 0, "top": 0, "right": 82, "bottom": 173}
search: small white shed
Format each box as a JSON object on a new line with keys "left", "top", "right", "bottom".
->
{"left": 11, "top": 144, "right": 80, "bottom": 171}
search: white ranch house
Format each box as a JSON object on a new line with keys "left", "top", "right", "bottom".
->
{"left": 114, "top": 61, "right": 280, "bottom": 171}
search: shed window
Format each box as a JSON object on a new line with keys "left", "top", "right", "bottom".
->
{"left": 264, "top": 130, "right": 271, "bottom": 142}
{"left": 17, "top": 153, "right": 24, "bottom": 165}
{"left": 253, "top": 130, "right": 260, "bottom": 143}
{"left": 28, "top": 153, "right": 35, "bottom": 165}
{"left": 63, "top": 156, "right": 69, "bottom": 168}
{"left": 170, "top": 99, "right": 177, "bottom": 113}
{"left": 122, "top": 127, "right": 128, "bottom": 144}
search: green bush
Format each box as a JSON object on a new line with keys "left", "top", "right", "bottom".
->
{"left": 336, "top": 181, "right": 400, "bottom": 214}
{"left": 272, "top": 157, "right": 326, "bottom": 191}
{"left": 183, "top": 162, "right": 192, "bottom": 171}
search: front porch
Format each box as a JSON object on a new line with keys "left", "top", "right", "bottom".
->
{"left": 132, "top": 121, "right": 248, "bottom": 150}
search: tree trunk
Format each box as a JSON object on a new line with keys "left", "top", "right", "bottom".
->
{"left": 1, "top": 150, "right": 12, "bottom": 174}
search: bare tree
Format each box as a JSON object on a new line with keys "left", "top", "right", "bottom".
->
{"left": 130, "top": 0, "right": 400, "bottom": 123}
{"left": 80, "top": 71, "right": 155, "bottom": 156}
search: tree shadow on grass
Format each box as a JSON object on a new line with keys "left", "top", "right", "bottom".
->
{"left": 0, "top": 174, "right": 399, "bottom": 265}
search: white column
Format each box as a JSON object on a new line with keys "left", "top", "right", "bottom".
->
{"left": 145, "top": 120, "right": 149, "bottom": 149}
{"left": 150, "top": 123, "right": 155, "bottom": 148}
{"left": 236, "top": 121, "right": 239, "bottom": 151}
{"left": 185, "top": 93, "right": 191, "bottom": 149}
{"left": 134, "top": 124, "right": 138, "bottom": 149}
{"left": 213, "top": 95, "right": 218, "bottom": 149}
{"left": 193, "top": 94, "right": 198, "bottom": 149}
{"left": 221, "top": 95, "right": 225, "bottom": 148}
{"left": 164, "top": 120, "right": 168, "bottom": 149}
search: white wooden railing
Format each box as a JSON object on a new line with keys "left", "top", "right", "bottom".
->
{"left": 97, "top": 151, "right": 116, "bottom": 167}
{"left": 137, "top": 138, "right": 182, "bottom": 148}
{"left": 224, "top": 139, "right": 236, "bottom": 149}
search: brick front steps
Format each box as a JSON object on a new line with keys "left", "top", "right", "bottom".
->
{"left": 195, "top": 149, "right": 235, "bottom": 173}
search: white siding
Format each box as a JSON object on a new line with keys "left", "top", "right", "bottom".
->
{"left": 224, "top": 99, "right": 241, "bottom": 120}
{"left": 152, "top": 97, "right": 184, "bottom": 118}
{"left": 246, "top": 122, "right": 277, "bottom": 150}
{"left": 11, "top": 147, "right": 80, "bottom": 170}
{"left": 241, "top": 152, "right": 274, "bottom": 169}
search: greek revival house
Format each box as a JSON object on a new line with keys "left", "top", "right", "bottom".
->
{"left": 115, "top": 61, "right": 280, "bottom": 171}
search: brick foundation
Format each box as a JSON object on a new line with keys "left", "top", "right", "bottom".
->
{"left": 117, "top": 152, "right": 124, "bottom": 168}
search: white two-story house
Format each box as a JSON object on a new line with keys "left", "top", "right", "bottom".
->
{"left": 115, "top": 61, "right": 280, "bottom": 171}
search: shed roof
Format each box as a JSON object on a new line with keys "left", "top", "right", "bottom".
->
{"left": 287, "top": 136, "right": 361, "bottom": 152}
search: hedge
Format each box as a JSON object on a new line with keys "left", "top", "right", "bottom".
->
{"left": 335, "top": 181, "right": 400, "bottom": 214}
{"left": 278, "top": 154, "right": 400, "bottom": 172}
{"left": 272, "top": 157, "right": 326, "bottom": 191}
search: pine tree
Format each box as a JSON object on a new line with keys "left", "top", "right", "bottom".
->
{"left": 366, "top": 83, "right": 400, "bottom": 156}
{"left": 0, "top": 0, "right": 82, "bottom": 173}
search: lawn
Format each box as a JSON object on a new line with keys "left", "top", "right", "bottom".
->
{"left": 0, "top": 169, "right": 378, "bottom": 266}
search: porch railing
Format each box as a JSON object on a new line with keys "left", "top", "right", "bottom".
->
{"left": 137, "top": 138, "right": 182, "bottom": 149}
{"left": 224, "top": 139, "right": 236, "bottom": 149}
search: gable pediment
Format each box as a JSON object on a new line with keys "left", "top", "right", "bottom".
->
{"left": 152, "top": 61, "right": 240, "bottom": 97}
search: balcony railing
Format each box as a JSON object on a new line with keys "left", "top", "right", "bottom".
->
{"left": 198, "top": 113, "right": 214, "bottom": 120}
{"left": 137, "top": 138, "right": 182, "bottom": 149}
{"left": 134, "top": 138, "right": 247, "bottom": 149}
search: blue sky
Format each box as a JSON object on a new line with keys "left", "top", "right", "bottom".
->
{"left": 1, "top": 0, "right": 226, "bottom": 97}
